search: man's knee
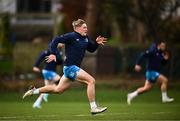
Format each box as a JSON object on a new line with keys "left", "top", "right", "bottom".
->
{"left": 54, "top": 87, "right": 64, "bottom": 93}
{"left": 163, "top": 78, "right": 168, "bottom": 84}
{"left": 160, "top": 76, "right": 168, "bottom": 84}
{"left": 88, "top": 77, "right": 95, "bottom": 85}
{"left": 142, "top": 85, "right": 151, "bottom": 92}
{"left": 145, "top": 86, "right": 151, "bottom": 91}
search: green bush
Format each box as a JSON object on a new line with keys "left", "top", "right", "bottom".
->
{"left": 0, "top": 13, "right": 13, "bottom": 56}
{"left": 0, "top": 13, "right": 13, "bottom": 75}
{"left": 13, "top": 42, "right": 48, "bottom": 73}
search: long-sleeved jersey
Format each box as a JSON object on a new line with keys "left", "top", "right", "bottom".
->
{"left": 49, "top": 31, "right": 98, "bottom": 67}
{"left": 136, "top": 43, "right": 167, "bottom": 72}
{"left": 34, "top": 50, "right": 62, "bottom": 71}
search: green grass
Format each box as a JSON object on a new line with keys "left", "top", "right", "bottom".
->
{"left": 0, "top": 88, "right": 179, "bottom": 121}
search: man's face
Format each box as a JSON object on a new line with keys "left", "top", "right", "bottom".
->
{"left": 159, "top": 42, "right": 166, "bottom": 51}
{"left": 75, "top": 23, "right": 88, "bottom": 36}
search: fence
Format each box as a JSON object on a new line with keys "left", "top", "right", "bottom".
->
{"left": 96, "top": 46, "right": 180, "bottom": 80}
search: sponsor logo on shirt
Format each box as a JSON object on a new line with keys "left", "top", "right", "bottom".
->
{"left": 69, "top": 72, "right": 75, "bottom": 78}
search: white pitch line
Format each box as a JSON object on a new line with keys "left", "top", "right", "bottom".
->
{"left": 75, "top": 112, "right": 133, "bottom": 117}
{"left": 0, "top": 114, "right": 58, "bottom": 120}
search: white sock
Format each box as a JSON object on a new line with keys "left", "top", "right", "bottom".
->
{"left": 33, "top": 89, "right": 40, "bottom": 94}
{"left": 90, "top": 101, "right": 97, "bottom": 109}
{"left": 43, "top": 93, "right": 49, "bottom": 101}
{"left": 43, "top": 93, "right": 49, "bottom": 98}
{"left": 130, "top": 90, "right": 138, "bottom": 98}
{"left": 162, "top": 91, "right": 167, "bottom": 99}
{"left": 35, "top": 96, "right": 43, "bottom": 105}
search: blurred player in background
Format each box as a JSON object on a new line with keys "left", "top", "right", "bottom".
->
{"left": 127, "top": 40, "right": 174, "bottom": 105}
{"left": 32, "top": 44, "right": 63, "bottom": 108}
{"left": 23, "top": 19, "right": 107, "bottom": 114}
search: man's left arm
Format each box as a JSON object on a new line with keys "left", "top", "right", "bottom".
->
{"left": 87, "top": 36, "right": 107, "bottom": 53}
{"left": 162, "top": 51, "right": 169, "bottom": 64}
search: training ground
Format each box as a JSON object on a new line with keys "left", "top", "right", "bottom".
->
{"left": 0, "top": 82, "right": 179, "bottom": 121}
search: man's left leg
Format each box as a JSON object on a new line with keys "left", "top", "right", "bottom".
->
{"left": 157, "top": 74, "right": 174, "bottom": 103}
{"left": 76, "top": 69, "right": 107, "bottom": 114}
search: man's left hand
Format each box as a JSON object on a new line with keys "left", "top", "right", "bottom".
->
{"left": 96, "top": 36, "right": 107, "bottom": 45}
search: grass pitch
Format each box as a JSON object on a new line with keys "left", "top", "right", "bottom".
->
{"left": 0, "top": 87, "right": 179, "bottom": 121}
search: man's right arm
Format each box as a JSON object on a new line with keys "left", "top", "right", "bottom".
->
{"left": 33, "top": 51, "right": 48, "bottom": 72}
{"left": 49, "top": 33, "right": 72, "bottom": 54}
{"left": 47, "top": 33, "right": 72, "bottom": 63}
{"left": 136, "top": 48, "right": 154, "bottom": 65}
{"left": 135, "top": 48, "right": 153, "bottom": 72}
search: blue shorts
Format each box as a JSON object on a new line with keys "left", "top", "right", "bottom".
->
{"left": 146, "top": 71, "right": 160, "bottom": 83}
{"left": 42, "top": 69, "right": 58, "bottom": 81}
{"left": 63, "top": 65, "right": 80, "bottom": 81}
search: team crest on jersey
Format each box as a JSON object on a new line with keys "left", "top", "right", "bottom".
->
{"left": 85, "top": 38, "right": 88, "bottom": 42}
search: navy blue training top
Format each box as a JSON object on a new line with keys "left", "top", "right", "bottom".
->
{"left": 49, "top": 32, "right": 98, "bottom": 67}
{"left": 136, "top": 43, "right": 167, "bottom": 72}
{"left": 34, "top": 50, "right": 63, "bottom": 71}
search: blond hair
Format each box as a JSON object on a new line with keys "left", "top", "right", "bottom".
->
{"left": 72, "top": 19, "right": 86, "bottom": 30}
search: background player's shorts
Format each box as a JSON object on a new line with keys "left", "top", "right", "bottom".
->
{"left": 146, "top": 70, "right": 160, "bottom": 83}
{"left": 42, "top": 69, "right": 57, "bottom": 81}
{"left": 63, "top": 65, "right": 80, "bottom": 81}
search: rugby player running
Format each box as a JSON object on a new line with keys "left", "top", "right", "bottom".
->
{"left": 23, "top": 19, "right": 107, "bottom": 114}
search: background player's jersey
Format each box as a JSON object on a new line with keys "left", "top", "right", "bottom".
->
{"left": 136, "top": 43, "right": 167, "bottom": 72}
{"left": 49, "top": 32, "right": 98, "bottom": 67}
{"left": 34, "top": 50, "right": 63, "bottom": 71}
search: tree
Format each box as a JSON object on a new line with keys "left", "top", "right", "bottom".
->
{"left": 103, "top": 0, "right": 180, "bottom": 44}
{"left": 60, "top": 0, "right": 87, "bottom": 32}
{"left": 85, "top": 0, "right": 103, "bottom": 40}
{"left": 130, "top": 0, "right": 180, "bottom": 42}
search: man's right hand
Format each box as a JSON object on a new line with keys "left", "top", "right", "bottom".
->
{"left": 33, "top": 67, "right": 40, "bottom": 73}
{"left": 135, "top": 64, "right": 141, "bottom": 72}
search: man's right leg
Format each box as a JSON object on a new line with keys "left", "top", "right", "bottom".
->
{"left": 23, "top": 75, "right": 71, "bottom": 98}
{"left": 33, "top": 94, "right": 44, "bottom": 108}
{"left": 33, "top": 79, "right": 50, "bottom": 108}
{"left": 127, "top": 81, "right": 152, "bottom": 105}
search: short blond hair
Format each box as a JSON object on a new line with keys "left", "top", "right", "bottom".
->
{"left": 72, "top": 19, "right": 86, "bottom": 30}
